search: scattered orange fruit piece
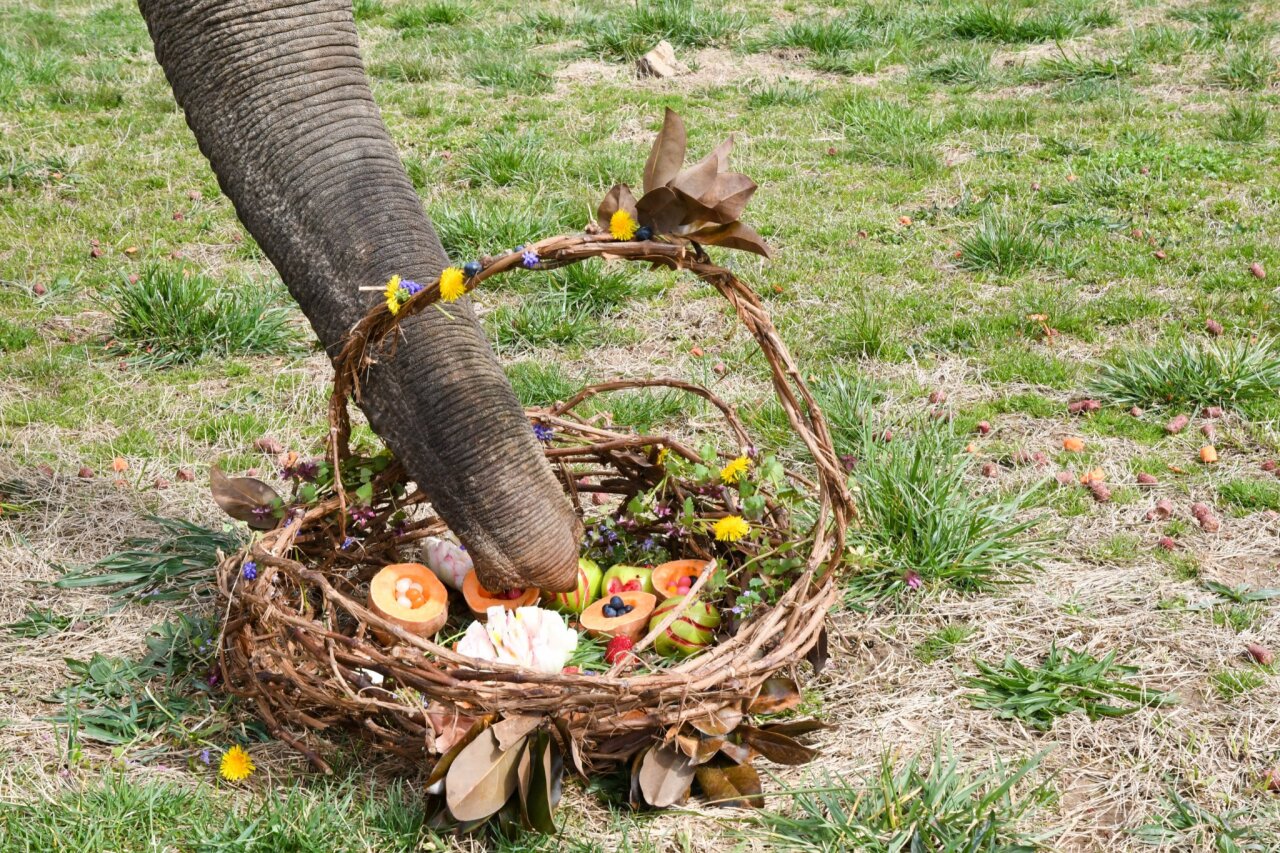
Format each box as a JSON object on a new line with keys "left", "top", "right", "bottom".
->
{"left": 898, "top": 215, "right": 912, "bottom": 226}
{"left": 1063, "top": 437, "right": 1085, "bottom": 452}
{"left": 111, "top": 457, "right": 128, "bottom": 473}
{"left": 964, "top": 442, "right": 978, "bottom": 453}
{"left": 1200, "top": 445, "right": 1218, "bottom": 464}
{"left": 1079, "top": 468, "right": 1105, "bottom": 484}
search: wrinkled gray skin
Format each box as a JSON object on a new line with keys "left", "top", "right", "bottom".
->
{"left": 138, "top": 0, "right": 580, "bottom": 593}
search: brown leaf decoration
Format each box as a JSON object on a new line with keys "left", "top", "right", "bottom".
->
{"left": 676, "top": 730, "right": 725, "bottom": 766}
{"left": 635, "top": 186, "right": 686, "bottom": 235}
{"left": 426, "top": 717, "right": 491, "bottom": 791}
{"left": 518, "top": 729, "right": 562, "bottom": 834}
{"left": 689, "top": 704, "right": 744, "bottom": 737}
{"left": 550, "top": 716, "right": 586, "bottom": 779}
{"left": 758, "top": 719, "right": 833, "bottom": 738}
{"left": 695, "top": 761, "right": 765, "bottom": 809}
{"left": 210, "top": 465, "right": 281, "bottom": 530}
{"left": 718, "top": 738, "right": 754, "bottom": 765}
{"left": 747, "top": 676, "right": 803, "bottom": 715}
{"left": 689, "top": 221, "right": 773, "bottom": 258}
{"left": 806, "top": 627, "right": 829, "bottom": 675}
{"left": 637, "top": 743, "right": 696, "bottom": 808}
{"left": 493, "top": 714, "right": 542, "bottom": 751}
{"left": 643, "top": 108, "right": 687, "bottom": 195}
{"left": 445, "top": 726, "right": 528, "bottom": 822}
{"left": 596, "top": 184, "right": 638, "bottom": 232}
{"left": 738, "top": 726, "right": 818, "bottom": 766}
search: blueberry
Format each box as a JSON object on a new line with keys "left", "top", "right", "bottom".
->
{"left": 635, "top": 225, "right": 653, "bottom": 241}
{"left": 463, "top": 260, "right": 481, "bottom": 277}
{"left": 603, "top": 606, "right": 617, "bottom": 618}
{"left": 623, "top": 605, "right": 633, "bottom": 614}
{"left": 610, "top": 595, "right": 624, "bottom": 608}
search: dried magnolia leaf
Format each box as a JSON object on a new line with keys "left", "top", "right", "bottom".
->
{"left": 551, "top": 716, "right": 585, "bottom": 778}
{"left": 668, "top": 145, "right": 723, "bottom": 211}
{"left": 689, "top": 705, "right": 744, "bottom": 737}
{"left": 806, "top": 627, "right": 829, "bottom": 675}
{"left": 493, "top": 714, "right": 542, "bottom": 751}
{"left": 520, "top": 729, "right": 563, "bottom": 834}
{"left": 643, "top": 108, "right": 687, "bottom": 195}
{"left": 637, "top": 743, "right": 696, "bottom": 808}
{"left": 210, "top": 465, "right": 281, "bottom": 530}
{"left": 695, "top": 761, "right": 765, "bottom": 809}
{"left": 738, "top": 726, "right": 818, "bottom": 766}
{"left": 708, "top": 172, "right": 757, "bottom": 222}
{"left": 596, "top": 184, "right": 638, "bottom": 232}
{"left": 689, "top": 221, "right": 772, "bottom": 258}
{"left": 426, "top": 717, "right": 491, "bottom": 790}
{"left": 758, "top": 719, "right": 832, "bottom": 738}
{"left": 636, "top": 186, "right": 687, "bottom": 235}
{"left": 445, "top": 727, "right": 528, "bottom": 822}
{"left": 718, "top": 737, "right": 754, "bottom": 765}
{"left": 748, "top": 676, "right": 803, "bottom": 715}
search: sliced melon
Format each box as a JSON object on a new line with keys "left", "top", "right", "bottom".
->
{"left": 462, "top": 570, "right": 539, "bottom": 621}
{"left": 367, "top": 562, "right": 448, "bottom": 644}
{"left": 579, "top": 591, "right": 656, "bottom": 642}
{"left": 651, "top": 559, "right": 711, "bottom": 602}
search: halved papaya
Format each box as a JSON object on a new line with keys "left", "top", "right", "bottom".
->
{"left": 368, "top": 562, "right": 448, "bottom": 644}
{"left": 651, "top": 559, "right": 711, "bottom": 602}
{"left": 462, "top": 570, "right": 539, "bottom": 621}
{"left": 579, "top": 591, "right": 656, "bottom": 642}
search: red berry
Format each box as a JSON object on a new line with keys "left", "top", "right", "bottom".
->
{"left": 605, "top": 635, "right": 635, "bottom": 665}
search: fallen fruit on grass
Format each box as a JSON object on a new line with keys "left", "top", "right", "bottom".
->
{"left": 1250, "top": 262, "right": 1266, "bottom": 280}
{"left": 1158, "top": 536, "right": 1176, "bottom": 551}
{"left": 1263, "top": 460, "right": 1277, "bottom": 472}
{"left": 975, "top": 421, "right": 991, "bottom": 435}
{"left": 650, "top": 595, "right": 721, "bottom": 659}
{"left": 253, "top": 436, "right": 283, "bottom": 454}
{"left": 1130, "top": 406, "right": 1144, "bottom": 417}
{"left": 604, "top": 635, "right": 635, "bottom": 665}
{"left": 111, "top": 457, "right": 128, "bottom": 473}
{"left": 1063, "top": 437, "right": 1085, "bottom": 452}
{"left": 368, "top": 563, "right": 448, "bottom": 642}
{"left": 981, "top": 462, "right": 999, "bottom": 478}
{"left": 1191, "top": 502, "right": 1220, "bottom": 532}
{"left": 1067, "top": 399, "right": 1101, "bottom": 414}
{"left": 652, "top": 559, "right": 708, "bottom": 602}
{"left": 1056, "top": 471, "right": 1076, "bottom": 485}
{"left": 1265, "top": 767, "right": 1280, "bottom": 794}
{"left": 1200, "top": 445, "right": 1218, "bottom": 464}
{"left": 1200, "top": 424, "right": 1216, "bottom": 439}
{"left": 1080, "top": 468, "right": 1105, "bottom": 484}
{"left": 1165, "top": 414, "right": 1190, "bottom": 434}
{"left": 929, "top": 389, "right": 947, "bottom": 404}
{"left": 1246, "top": 643, "right": 1274, "bottom": 666}
{"left": 1202, "top": 406, "right": 1224, "bottom": 419}
{"left": 1206, "top": 318, "right": 1223, "bottom": 336}
{"left": 601, "top": 564, "right": 654, "bottom": 597}
{"left": 1146, "top": 499, "right": 1173, "bottom": 521}
{"left": 543, "top": 557, "right": 602, "bottom": 615}
{"left": 1137, "top": 472, "right": 1158, "bottom": 485}
{"left": 580, "top": 591, "right": 656, "bottom": 642}
{"left": 32, "top": 282, "right": 46, "bottom": 296}
{"left": 461, "top": 570, "right": 538, "bottom": 620}
{"left": 1088, "top": 481, "right": 1111, "bottom": 502}
{"left": 77, "top": 466, "right": 94, "bottom": 479}
{"left": 177, "top": 467, "right": 195, "bottom": 482}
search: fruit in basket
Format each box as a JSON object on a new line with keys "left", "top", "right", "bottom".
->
{"left": 601, "top": 564, "right": 654, "bottom": 597}
{"left": 605, "top": 635, "right": 636, "bottom": 665}
{"left": 650, "top": 595, "right": 720, "bottom": 659}
{"left": 367, "top": 563, "right": 448, "bottom": 643}
{"left": 651, "top": 559, "right": 708, "bottom": 601}
{"left": 462, "top": 570, "right": 539, "bottom": 620}
{"left": 580, "top": 591, "right": 656, "bottom": 642}
{"left": 543, "top": 557, "right": 602, "bottom": 615}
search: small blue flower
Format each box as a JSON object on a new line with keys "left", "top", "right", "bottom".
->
{"left": 341, "top": 536, "right": 357, "bottom": 549}
{"left": 533, "top": 423, "right": 554, "bottom": 442}
{"left": 730, "top": 605, "right": 744, "bottom": 615}
{"left": 401, "top": 279, "right": 423, "bottom": 296}
{"left": 242, "top": 561, "right": 257, "bottom": 581}
{"left": 199, "top": 748, "right": 211, "bottom": 765}
{"left": 521, "top": 249, "right": 539, "bottom": 269}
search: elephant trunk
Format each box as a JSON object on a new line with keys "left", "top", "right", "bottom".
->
{"left": 138, "top": 0, "right": 581, "bottom": 592}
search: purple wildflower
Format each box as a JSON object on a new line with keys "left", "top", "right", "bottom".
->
{"left": 730, "top": 605, "right": 744, "bottom": 615}
{"left": 904, "top": 570, "right": 923, "bottom": 591}
{"left": 199, "top": 748, "right": 211, "bottom": 765}
{"left": 521, "top": 249, "right": 540, "bottom": 269}
{"left": 400, "top": 279, "right": 424, "bottom": 297}
{"left": 341, "top": 536, "right": 357, "bottom": 549}
{"left": 350, "top": 505, "right": 377, "bottom": 528}
{"left": 242, "top": 561, "right": 257, "bottom": 581}
{"left": 532, "top": 423, "right": 554, "bottom": 442}
{"left": 250, "top": 504, "right": 272, "bottom": 521}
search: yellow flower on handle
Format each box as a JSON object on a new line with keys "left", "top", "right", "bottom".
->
{"left": 720, "top": 456, "right": 750, "bottom": 484}
{"left": 609, "top": 210, "right": 638, "bottom": 241}
{"left": 656, "top": 448, "right": 670, "bottom": 465}
{"left": 384, "top": 274, "right": 402, "bottom": 314}
{"left": 219, "top": 745, "right": 255, "bottom": 782}
{"left": 439, "top": 267, "right": 466, "bottom": 303}
{"left": 714, "top": 515, "right": 750, "bottom": 542}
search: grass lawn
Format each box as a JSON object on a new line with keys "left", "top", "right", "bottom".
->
{"left": 3, "top": 0, "right": 1280, "bottom": 849}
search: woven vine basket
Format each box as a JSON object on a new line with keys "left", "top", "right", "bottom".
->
{"left": 212, "top": 111, "right": 857, "bottom": 827}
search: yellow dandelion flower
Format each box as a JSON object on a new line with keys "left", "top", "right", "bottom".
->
{"left": 609, "top": 210, "right": 638, "bottom": 241}
{"left": 439, "top": 267, "right": 466, "bottom": 303}
{"left": 384, "top": 274, "right": 402, "bottom": 315}
{"left": 720, "top": 456, "right": 750, "bottom": 484}
{"left": 714, "top": 515, "right": 750, "bottom": 542}
{"left": 219, "top": 745, "right": 254, "bottom": 782}
{"left": 656, "top": 448, "right": 670, "bottom": 465}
